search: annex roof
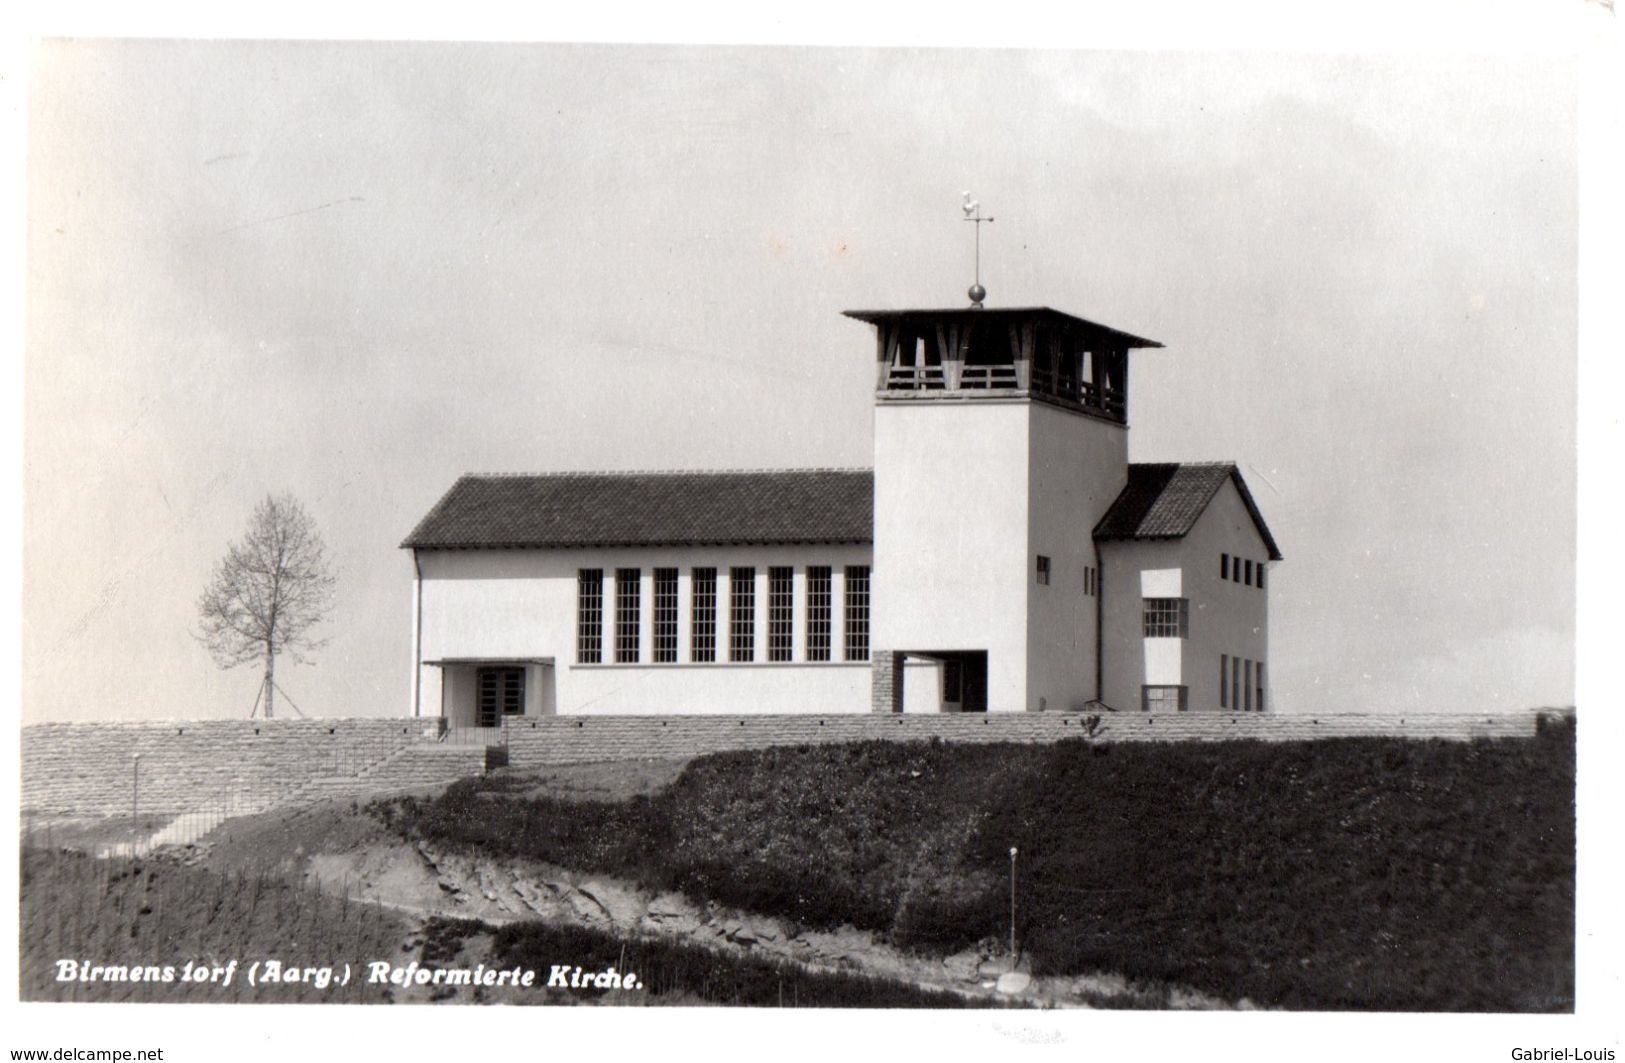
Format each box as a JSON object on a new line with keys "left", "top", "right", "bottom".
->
{"left": 402, "top": 469, "right": 874, "bottom": 550}
{"left": 841, "top": 306, "right": 1163, "bottom": 350}
{"left": 1094, "top": 462, "right": 1282, "bottom": 560}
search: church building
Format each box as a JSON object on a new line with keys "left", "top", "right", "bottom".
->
{"left": 403, "top": 298, "right": 1281, "bottom": 725}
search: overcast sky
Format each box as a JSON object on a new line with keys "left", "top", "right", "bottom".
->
{"left": 22, "top": 41, "right": 1578, "bottom": 722}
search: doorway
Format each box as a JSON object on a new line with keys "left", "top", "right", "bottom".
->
{"left": 476, "top": 666, "right": 525, "bottom": 728}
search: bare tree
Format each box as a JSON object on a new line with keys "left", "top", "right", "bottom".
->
{"left": 196, "top": 493, "right": 335, "bottom": 717}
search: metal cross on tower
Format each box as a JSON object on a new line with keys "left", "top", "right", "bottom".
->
{"left": 962, "top": 191, "right": 994, "bottom": 307}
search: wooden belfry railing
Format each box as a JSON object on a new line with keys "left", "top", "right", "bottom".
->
{"left": 875, "top": 317, "right": 1127, "bottom": 422}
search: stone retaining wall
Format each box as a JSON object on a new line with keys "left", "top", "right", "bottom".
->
{"left": 499, "top": 710, "right": 1549, "bottom": 767}
{"left": 21, "top": 718, "right": 438, "bottom": 815}
{"left": 20, "top": 711, "right": 1556, "bottom": 815}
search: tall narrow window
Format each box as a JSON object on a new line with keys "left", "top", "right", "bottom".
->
{"left": 1220, "top": 654, "right": 1229, "bottom": 709}
{"left": 691, "top": 567, "right": 717, "bottom": 663}
{"left": 1258, "top": 566, "right": 1267, "bottom": 591}
{"left": 844, "top": 565, "right": 871, "bottom": 662}
{"left": 806, "top": 566, "right": 832, "bottom": 662}
{"left": 1036, "top": 555, "right": 1051, "bottom": 585}
{"left": 1221, "top": 553, "right": 1230, "bottom": 580}
{"left": 577, "top": 569, "right": 603, "bottom": 664}
{"left": 729, "top": 567, "right": 756, "bottom": 662}
{"left": 1244, "top": 659, "right": 1254, "bottom": 711}
{"left": 1232, "top": 656, "right": 1241, "bottom": 712}
{"left": 768, "top": 566, "right": 794, "bottom": 662}
{"left": 1256, "top": 661, "right": 1266, "bottom": 713}
{"left": 653, "top": 568, "right": 678, "bottom": 663}
{"left": 1244, "top": 559, "right": 1255, "bottom": 587}
{"left": 615, "top": 568, "right": 641, "bottom": 663}
{"left": 1142, "top": 598, "right": 1189, "bottom": 638}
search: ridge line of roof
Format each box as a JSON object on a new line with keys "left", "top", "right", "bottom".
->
{"left": 453, "top": 467, "right": 875, "bottom": 479}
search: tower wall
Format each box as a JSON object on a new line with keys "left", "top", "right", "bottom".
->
{"left": 872, "top": 401, "right": 1032, "bottom": 711}
{"left": 873, "top": 399, "right": 1127, "bottom": 712}
{"left": 1025, "top": 402, "right": 1128, "bottom": 711}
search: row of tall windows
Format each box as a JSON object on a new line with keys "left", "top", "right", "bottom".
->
{"left": 1219, "top": 654, "right": 1266, "bottom": 711}
{"left": 577, "top": 566, "right": 871, "bottom": 665}
{"left": 1220, "top": 552, "right": 1266, "bottom": 589}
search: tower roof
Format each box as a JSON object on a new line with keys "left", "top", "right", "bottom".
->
{"left": 1094, "top": 462, "right": 1283, "bottom": 560}
{"left": 842, "top": 306, "right": 1163, "bottom": 350}
{"left": 402, "top": 469, "right": 874, "bottom": 550}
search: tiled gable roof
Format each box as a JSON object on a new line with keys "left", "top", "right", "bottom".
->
{"left": 1094, "top": 462, "right": 1282, "bottom": 560}
{"left": 402, "top": 469, "right": 874, "bottom": 550}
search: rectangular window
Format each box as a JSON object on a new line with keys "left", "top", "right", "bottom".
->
{"left": 615, "top": 568, "right": 641, "bottom": 663}
{"left": 1142, "top": 598, "right": 1189, "bottom": 638}
{"left": 1221, "top": 553, "right": 1230, "bottom": 580}
{"left": 1232, "top": 655, "right": 1241, "bottom": 711}
{"left": 806, "top": 566, "right": 832, "bottom": 662}
{"left": 577, "top": 569, "right": 603, "bottom": 664}
{"left": 1220, "top": 654, "right": 1229, "bottom": 709}
{"left": 691, "top": 567, "right": 717, "bottom": 663}
{"left": 1244, "top": 659, "right": 1253, "bottom": 711}
{"left": 476, "top": 666, "right": 526, "bottom": 727}
{"left": 768, "top": 566, "right": 794, "bottom": 662}
{"left": 1141, "top": 685, "right": 1188, "bottom": 712}
{"left": 1036, "top": 555, "right": 1051, "bottom": 585}
{"left": 1244, "top": 559, "right": 1255, "bottom": 586}
{"left": 1257, "top": 661, "right": 1266, "bottom": 712}
{"left": 729, "top": 566, "right": 756, "bottom": 662}
{"left": 653, "top": 568, "right": 679, "bottom": 663}
{"left": 1258, "top": 565, "right": 1266, "bottom": 591}
{"left": 844, "top": 565, "right": 871, "bottom": 662}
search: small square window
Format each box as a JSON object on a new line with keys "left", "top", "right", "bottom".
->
{"left": 1036, "top": 555, "right": 1051, "bottom": 586}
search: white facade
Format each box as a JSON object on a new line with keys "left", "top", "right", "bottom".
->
{"left": 416, "top": 544, "right": 873, "bottom": 724}
{"left": 1099, "top": 480, "right": 1273, "bottom": 712}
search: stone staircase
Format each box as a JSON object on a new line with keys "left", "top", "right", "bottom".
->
{"left": 98, "top": 737, "right": 492, "bottom": 858}
{"left": 284, "top": 743, "right": 491, "bottom": 804}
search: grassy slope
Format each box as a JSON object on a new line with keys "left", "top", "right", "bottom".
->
{"left": 19, "top": 849, "right": 406, "bottom": 1003}
{"left": 18, "top": 848, "right": 989, "bottom": 1008}
{"left": 381, "top": 719, "right": 1575, "bottom": 1011}
{"left": 423, "top": 917, "right": 1002, "bottom": 1008}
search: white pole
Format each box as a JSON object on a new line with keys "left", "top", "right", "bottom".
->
{"left": 1009, "top": 846, "right": 1019, "bottom": 959}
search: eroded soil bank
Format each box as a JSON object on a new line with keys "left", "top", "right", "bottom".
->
{"left": 193, "top": 784, "right": 1228, "bottom": 1010}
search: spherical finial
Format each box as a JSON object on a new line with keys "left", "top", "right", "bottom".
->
{"left": 968, "top": 283, "right": 987, "bottom": 307}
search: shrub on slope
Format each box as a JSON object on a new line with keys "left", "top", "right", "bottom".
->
{"left": 972, "top": 728, "right": 1574, "bottom": 1011}
{"left": 380, "top": 722, "right": 1574, "bottom": 1011}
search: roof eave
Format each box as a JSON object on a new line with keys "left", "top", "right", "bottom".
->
{"left": 405, "top": 538, "right": 875, "bottom": 551}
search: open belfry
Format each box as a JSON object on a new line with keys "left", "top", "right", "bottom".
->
{"left": 404, "top": 201, "right": 1280, "bottom": 722}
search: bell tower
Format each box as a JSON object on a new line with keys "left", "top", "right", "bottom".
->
{"left": 844, "top": 299, "right": 1162, "bottom": 713}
